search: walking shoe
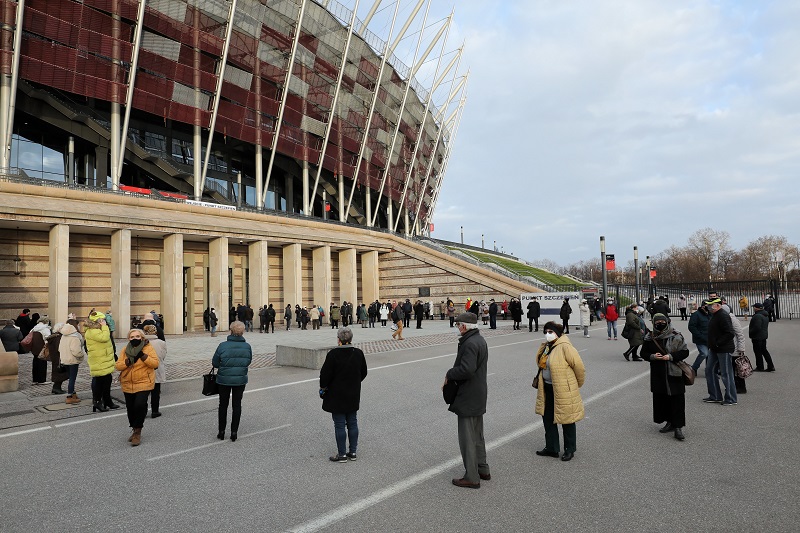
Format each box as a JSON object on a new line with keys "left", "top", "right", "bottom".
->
{"left": 51, "top": 386, "right": 66, "bottom": 395}
{"left": 451, "top": 478, "right": 480, "bottom": 489}
{"left": 632, "top": 357, "right": 643, "bottom": 361}
{"left": 329, "top": 454, "right": 348, "bottom": 463}
{"left": 535, "top": 449, "right": 559, "bottom": 458}
{"left": 766, "top": 367, "right": 776, "bottom": 372}
{"left": 702, "top": 397, "right": 722, "bottom": 403}
{"left": 623, "top": 352, "right": 630, "bottom": 361}
{"left": 674, "top": 428, "right": 685, "bottom": 441}
{"left": 659, "top": 422, "right": 674, "bottom": 433}
{"left": 479, "top": 472, "right": 491, "bottom": 481}
{"left": 721, "top": 401, "right": 737, "bottom": 406}
{"left": 346, "top": 452, "right": 357, "bottom": 461}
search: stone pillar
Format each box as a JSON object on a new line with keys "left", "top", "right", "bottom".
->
{"left": 338, "top": 248, "right": 357, "bottom": 306}
{"left": 209, "top": 237, "right": 229, "bottom": 331}
{"left": 361, "top": 250, "right": 379, "bottom": 304}
{"left": 282, "top": 243, "right": 302, "bottom": 308}
{"left": 48, "top": 225, "right": 70, "bottom": 322}
{"left": 312, "top": 245, "right": 331, "bottom": 324}
{"left": 110, "top": 229, "right": 131, "bottom": 339}
{"left": 161, "top": 234, "right": 184, "bottom": 335}
{"left": 248, "top": 240, "right": 269, "bottom": 308}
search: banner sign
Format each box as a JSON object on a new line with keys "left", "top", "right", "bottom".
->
{"left": 605, "top": 254, "right": 616, "bottom": 271}
{"left": 520, "top": 291, "right": 581, "bottom": 326}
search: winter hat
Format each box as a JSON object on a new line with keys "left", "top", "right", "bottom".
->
{"left": 542, "top": 321, "right": 564, "bottom": 337}
{"left": 455, "top": 312, "right": 477, "bottom": 324}
{"left": 89, "top": 311, "right": 105, "bottom": 321}
{"left": 753, "top": 302, "right": 764, "bottom": 309}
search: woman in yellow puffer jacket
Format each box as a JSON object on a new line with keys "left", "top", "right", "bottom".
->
{"left": 115, "top": 328, "right": 159, "bottom": 446}
{"left": 532, "top": 321, "right": 586, "bottom": 462}
{"left": 84, "top": 312, "right": 118, "bottom": 413}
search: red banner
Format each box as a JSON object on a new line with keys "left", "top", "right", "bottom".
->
{"left": 605, "top": 254, "right": 615, "bottom": 271}
{"left": 650, "top": 269, "right": 657, "bottom": 279}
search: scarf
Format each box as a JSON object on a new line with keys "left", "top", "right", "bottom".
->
{"left": 538, "top": 343, "right": 553, "bottom": 369}
{"left": 124, "top": 339, "right": 148, "bottom": 366}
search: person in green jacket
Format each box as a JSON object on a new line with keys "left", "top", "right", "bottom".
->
{"left": 212, "top": 321, "right": 252, "bottom": 442}
{"left": 85, "top": 311, "right": 119, "bottom": 412}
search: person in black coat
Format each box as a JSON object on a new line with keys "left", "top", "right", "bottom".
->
{"left": 705, "top": 298, "right": 737, "bottom": 405}
{"left": 640, "top": 314, "right": 690, "bottom": 441}
{"left": 749, "top": 303, "right": 774, "bottom": 371}
{"left": 527, "top": 298, "right": 541, "bottom": 332}
{"left": 559, "top": 299, "right": 572, "bottom": 334}
{"left": 509, "top": 298, "right": 523, "bottom": 330}
{"left": 320, "top": 327, "right": 368, "bottom": 462}
{"left": 488, "top": 299, "right": 498, "bottom": 329}
{"left": 414, "top": 300, "right": 425, "bottom": 329}
{"left": 16, "top": 309, "right": 33, "bottom": 337}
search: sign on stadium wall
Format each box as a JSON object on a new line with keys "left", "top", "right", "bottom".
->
{"left": 520, "top": 292, "right": 581, "bottom": 326}
{"left": 186, "top": 199, "right": 236, "bottom": 211}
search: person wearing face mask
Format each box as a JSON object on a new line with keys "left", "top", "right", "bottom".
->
{"left": 532, "top": 321, "right": 586, "bottom": 461}
{"left": 622, "top": 305, "right": 644, "bottom": 361}
{"left": 115, "top": 329, "right": 159, "bottom": 446}
{"left": 640, "top": 313, "right": 690, "bottom": 441}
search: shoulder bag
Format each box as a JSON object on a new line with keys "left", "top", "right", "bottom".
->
{"left": 442, "top": 380, "right": 459, "bottom": 404}
{"left": 202, "top": 368, "right": 219, "bottom": 396}
{"left": 652, "top": 337, "right": 694, "bottom": 386}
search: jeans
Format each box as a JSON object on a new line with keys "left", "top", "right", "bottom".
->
{"left": 218, "top": 384, "right": 246, "bottom": 433}
{"left": 67, "top": 364, "right": 80, "bottom": 394}
{"left": 691, "top": 344, "right": 709, "bottom": 372}
{"left": 706, "top": 351, "right": 737, "bottom": 404}
{"left": 332, "top": 411, "right": 359, "bottom": 455}
{"left": 244, "top": 320, "right": 253, "bottom": 332}
{"left": 606, "top": 320, "right": 617, "bottom": 338}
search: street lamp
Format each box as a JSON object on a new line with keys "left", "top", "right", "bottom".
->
{"left": 600, "top": 236, "right": 607, "bottom": 302}
{"left": 634, "top": 246, "right": 640, "bottom": 303}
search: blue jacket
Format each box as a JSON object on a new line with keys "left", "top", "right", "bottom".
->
{"left": 212, "top": 335, "right": 252, "bottom": 386}
{"left": 687, "top": 308, "right": 710, "bottom": 345}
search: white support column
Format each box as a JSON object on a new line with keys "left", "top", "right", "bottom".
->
{"left": 110, "top": 229, "right": 131, "bottom": 340}
{"left": 365, "top": 185, "right": 372, "bottom": 224}
{"left": 255, "top": 144, "right": 263, "bottom": 208}
{"left": 344, "top": 0, "right": 403, "bottom": 222}
{"left": 193, "top": 125, "right": 202, "bottom": 199}
{"left": 2, "top": 0, "right": 24, "bottom": 168}
{"left": 302, "top": 159, "right": 309, "bottom": 215}
{"left": 413, "top": 66, "right": 466, "bottom": 224}
{"left": 308, "top": 0, "right": 360, "bottom": 214}
{"left": 199, "top": 0, "right": 239, "bottom": 195}
{"left": 209, "top": 237, "right": 230, "bottom": 332}
{"left": 426, "top": 93, "right": 467, "bottom": 227}
{"left": 337, "top": 173, "right": 344, "bottom": 222}
{"left": 392, "top": 13, "right": 453, "bottom": 233}
{"left": 248, "top": 240, "right": 269, "bottom": 308}
{"left": 161, "top": 234, "right": 184, "bottom": 335}
{"left": 261, "top": 0, "right": 308, "bottom": 207}
{"left": 48, "top": 224, "right": 70, "bottom": 323}
{"left": 115, "top": 0, "right": 147, "bottom": 181}
{"left": 369, "top": 0, "right": 433, "bottom": 228}
{"left": 0, "top": 76, "right": 8, "bottom": 168}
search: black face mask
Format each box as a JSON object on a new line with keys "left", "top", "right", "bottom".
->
{"left": 654, "top": 322, "right": 667, "bottom": 331}
{"left": 129, "top": 338, "right": 142, "bottom": 347}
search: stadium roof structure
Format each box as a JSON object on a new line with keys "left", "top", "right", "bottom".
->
{"left": 0, "top": 0, "right": 468, "bottom": 235}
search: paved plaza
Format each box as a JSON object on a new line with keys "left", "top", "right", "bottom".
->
{"left": 1, "top": 316, "right": 798, "bottom": 532}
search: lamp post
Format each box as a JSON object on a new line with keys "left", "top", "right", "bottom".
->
{"left": 460, "top": 225, "right": 463, "bottom": 244}
{"left": 646, "top": 255, "right": 652, "bottom": 299}
{"left": 634, "top": 246, "right": 640, "bottom": 303}
{"left": 600, "top": 236, "right": 607, "bottom": 302}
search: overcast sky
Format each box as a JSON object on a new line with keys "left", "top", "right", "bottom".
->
{"left": 367, "top": 0, "right": 800, "bottom": 266}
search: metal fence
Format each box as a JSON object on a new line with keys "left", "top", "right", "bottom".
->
{"left": 565, "top": 280, "right": 800, "bottom": 320}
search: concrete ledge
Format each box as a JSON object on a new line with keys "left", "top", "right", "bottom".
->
{"left": 0, "top": 351, "right": 19, "bottom": 393}
{"left": 276, "top": 345, "right": 334, "bottom": 370}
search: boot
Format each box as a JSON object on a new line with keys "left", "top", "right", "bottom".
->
{"left": 52, "top": 385, "right": 66, "bottom": 395}
{"left": 93, "top": 400, "right": 109, "bottom": 413}
{"left": 130, "top": 427, "right": 142, "bottom": 446}
{"left": 65, "top": 393, "right": 81, "bottom": 405}
{"left": 128, "top": 428, "right": 136, "bottom": 442}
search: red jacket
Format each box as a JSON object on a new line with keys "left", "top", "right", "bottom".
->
{"left": 604, "top": 305, "right": 619, "bottom": 321}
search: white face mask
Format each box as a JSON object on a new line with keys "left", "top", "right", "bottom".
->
{"left": 545, "top": 332, "right": 558, "bottom": 342}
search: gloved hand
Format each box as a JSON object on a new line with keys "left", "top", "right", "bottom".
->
{"left": 139, "top": 352, "right": 148, "bottom": 361}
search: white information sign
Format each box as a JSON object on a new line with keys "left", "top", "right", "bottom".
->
{"left": 520, "top": 291, "right": 581, "bottom": 326}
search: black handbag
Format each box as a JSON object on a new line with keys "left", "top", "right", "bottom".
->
{"left": 202, "top": 368, "right": 219, "bottom": 396}
{"left": 442, "top": 380, "right": 459, "bottom": 404}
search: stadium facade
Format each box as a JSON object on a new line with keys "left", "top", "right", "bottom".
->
{"left": 0, "top": 0, "right": 466, "bottom": 230}
{"left": 0, "top": 0, "right": 536, "bottom": 336}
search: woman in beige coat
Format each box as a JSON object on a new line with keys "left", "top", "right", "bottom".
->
{"left": 532, "top": 321, "right": 586, "bottom": 461}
